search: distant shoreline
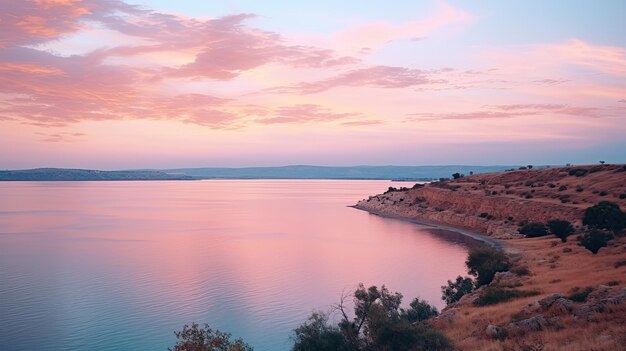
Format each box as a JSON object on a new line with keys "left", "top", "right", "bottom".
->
{"left": 350, "top": 205, "right": 503, "bottom": 249}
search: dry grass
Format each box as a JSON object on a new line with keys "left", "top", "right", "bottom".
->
{"left": 435, "top": 236, "right": 626, "bottom": 350}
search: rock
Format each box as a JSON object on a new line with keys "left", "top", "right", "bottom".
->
{"left": 573, "top": 286, "right": 626, "bottom": 321}
{"left": 486, "top": 324, "right": 506, "bottom": 339}
{"left": 504, "top": 315, "right": 555, "bottom": 336}
{"left": 493, "top": 271, "right": 522, "bottom": 287}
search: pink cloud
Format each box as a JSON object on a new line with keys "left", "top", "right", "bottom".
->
{"left": 409, "top": 104, "right": 615, "bottom": 121}
{"left": 267, "top": 65, "right": 443, "bottom": 94}
{"left": 257, "top": 104, "right": 359, "bottom": 124}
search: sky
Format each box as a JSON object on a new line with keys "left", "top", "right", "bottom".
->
{"left": 0, "top": 0, "right": 625, "bottom": 169}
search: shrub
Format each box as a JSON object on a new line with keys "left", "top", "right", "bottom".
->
{"left": 405, "top": 298, "right": 439, "bottom": 323}
{"left": 599, "top": 191, "right": 608, "bottom": 196}
{"left": 466, "top": 246, "right": 510, "bottom": 287}
{"left": 511, "top": 266, "right": 531, "bottom": 276}
{"left": 568, "top": 286, "right": 594, "bottom": 302}
{"left": 576, "top": 186, "right": 584, "bottom": 192}
{"left": 607, "top": 281, "right": 620, "bottom": 286}
{"left": 170, "top": 323, "right": 253, "bottom": 351}
{"left": 441, "top": 276, "right": 474, "bottom": 305}
{"left": 479, "top": 212, "right": 489, "bottom": 218}
{"left": 547, "top": 183, "right": 556, "bottom": 188}
{"left": 519, "top": 223, "right": 548, "bottom": 237}
{"left": 579, "top": 229, "right": 613, "bottom": 254}
{"left": 547, "top": 220, "right": 575, "bottom": 242}
{"left": 558, "top": 185, "right": 567, "bottom": 191}
{"left": 474, "top": 286, "right": 540, "bottom": 306}
{"left": 614, "top": 260, "right": 626, "bottom": 268}
{"left": 568, "top": 168, "right": 588, "bottom": 177}
{"left": 620, "top": 193, "right": 626, "bottom": 199}
{"left": 292, "top": 313, "right": 346, "bottom": 351}
{"left": 292, "top": 284, "right": 452, "bottom": 351}
{"left": 583, "top": 201, "right": 626, "bottom": 233}
{"left": 452, "top": 172, "right": 463, "bottom": 179}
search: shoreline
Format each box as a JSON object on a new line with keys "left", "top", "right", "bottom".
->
{"left": 349, "top": 205, "right": 504, "bottom": 249}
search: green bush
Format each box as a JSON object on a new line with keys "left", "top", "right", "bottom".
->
{"left": 170, "top": 323, "right": 253, "bottom": 351}
{"left": 547, "top": 220, "right": 575, "bottom": 242}
{"left": 293, "top": 284, "right": 452, "bottom": 351}
{"left": 474, "top": 286, "right": 540, "bottom": 306}
{"left": 519, "top": 223, "right": 549, "bottom": 237}
{"left": 466, "top": 246, "right": 510, "bottom": 287}
{"left": 579, "top": 228, "right": 613, "bottom": 254}
{"left": 568, "top": 286, "right": 594, "bottom": 302}
{"left": 568, "top": 168, "right": 588, "bottom": 177}
{"left": 441, "top": 276, "right": 474, "bottom": 305}
{"left": 583, "top": 201, "right": 626, "bottom": 233}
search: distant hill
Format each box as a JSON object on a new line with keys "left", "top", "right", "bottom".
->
{"left": 0, "top": 165, "right": 521, "bottom": 181}
{"left": 162, "top": 165, "right": 518, "bottom": 180}
{"left": 0, "top": 168, "right": 194, "bottom": 181}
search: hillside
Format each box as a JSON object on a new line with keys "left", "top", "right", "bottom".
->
{"left": 355, "top": 164, "right": 626, "bottom": 350}
{"left": 355, "top": 164, "right": 626, "bottom": 239}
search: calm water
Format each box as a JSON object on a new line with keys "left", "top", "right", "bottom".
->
{"left": 0, "top": 180, "right": 472, "bottom": 351}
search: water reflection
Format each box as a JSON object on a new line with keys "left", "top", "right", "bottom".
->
{"left": 0, "top": 180, "right": 471, "bottom": 351}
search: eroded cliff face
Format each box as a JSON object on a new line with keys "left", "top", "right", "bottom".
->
{"left": 355, "top": 164, "right": 626, "bottom": 239}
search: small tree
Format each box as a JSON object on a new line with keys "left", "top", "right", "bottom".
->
{"left": 579, "top": 229, "right": 613, "bottom": 254}
{"left": 452, "top": 172, "right": 462, "bottom": 179}
{"left": 466, "top": 246, "right": 510, "bottom": 287}
{"left": 599, "top": 161, "right": 605, "bottom": 164}
{"left": 292, "top": 313, "right": 346, "bottom": 351}
{"left": 170, "top": 323, "right": 253, "bottom": 351}
{"left": 519, "top": 223, "right": 549, "bottom": 237}
{"left": 547, "top": 220, "right": 575, "bottom": 242}
{"left": 293, "top": 284, "right": 451, "bottom": 351}
{"left": 583, "top": 201, "right": 626, "bottom": 234}
{"left": 441, "top": 276, "right": 474, "bottom": 305}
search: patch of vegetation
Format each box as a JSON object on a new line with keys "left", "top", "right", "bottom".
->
{"left": 466, "top": 246, "right": 510, "bottom": 287}
{"left": 599, "top": 191, "right": 608, "bottom": 196}
{"left": 568, "top": 168, "right": 588, "bottom": 177}
{"left": 568, "top": 286, "right": 594, "bottom": 302}
{"left": 292, "top": 284, "right": 452, "bottom": 351}
{"left": 583, "top": 201, "right": 626, "bottom": 233}
{"left": 614, "top": 260, "right": 626, "bottom": 268}
{"left": 562, "top": 247, "right": 572, "bottom": 253}
{"left": 441, "top": 276, "right": 474, "bottom": 305}
{"left": 474, "top": 286, "right": 540, "bottom": 306}
{"left": 607, "top": 280, "right": 620, "bottom": 286}
{"left": 452, "top": 172, "right": 464, "bottom": 179}
{"left": 547, "top": 183, "right": 556, "bottom": 188}
{"left": 579, "top": 228, "right": 613, "bottom": 254}
{"left": 479, "top": 212, "right": 489, "bottom": 218}
{"left": 558, "top": 185, "right": 567, "bottom": 191}
{"left": 620, "top": 193, "right": 626, "bottom": 199}
{"left": 511, "top": 266, "right": 531, "bottom": 276}
{"left": 575, "top": 186, "right": 584, "bottom": 192}
{"left": 170, "top": 323, "right": 253, "bottom": 351}
{"left": 519, "top": 223, "right": 549, "bottom": 238}
{"left": 547, "top": 219, "right": 574, "bottom": 242}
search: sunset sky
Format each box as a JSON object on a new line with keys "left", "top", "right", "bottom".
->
{"left": 1, "top": 0, "right": 625, "bottom": 169}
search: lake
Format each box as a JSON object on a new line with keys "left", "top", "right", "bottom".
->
{"left": 0, "top": 180, "right": 472, "bottom": 350}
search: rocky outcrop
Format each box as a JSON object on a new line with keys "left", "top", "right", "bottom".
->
{"left": 355, "top": 186, "right": 582, "bottom": 239}
{"left": 485, "top": 286, "right": 626, "bottom": 339}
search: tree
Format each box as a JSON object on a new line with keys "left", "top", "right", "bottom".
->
{"left": 170, "top": 323, "right": 253, "bottom": 351}
{"left": 452, "top": 172, "right": 463, "bottom": 179}
{"left": 292, "top": 312, "right": 347, "bottom": 351}
{"left": 583, "top": 201, "right": 626, "bottom": 234}
{"left": 441, "top": 276, "right": 474, "bottom": 305}
{"left": 404, "top": 298, "right": 439, "bottom": 323}
{"left": 579, "top": 229, "right": 613, "bottom": 254}
{"left": 527, "top": 165, "right": 533, "bottom": 169}
{"left": 292, "top": 284, "right": 452, "bottom": 351}
{"left": 599, "top": 160, "right": 605, "bottom": 164}
{"left": 466, "top": 246, "right": 510, "bottom": 287}
{"left": 547, "top": 220, "right": 575, "bottom": 242}
{"left": 519, "top": 223, "right": 549, "bottom": 237}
